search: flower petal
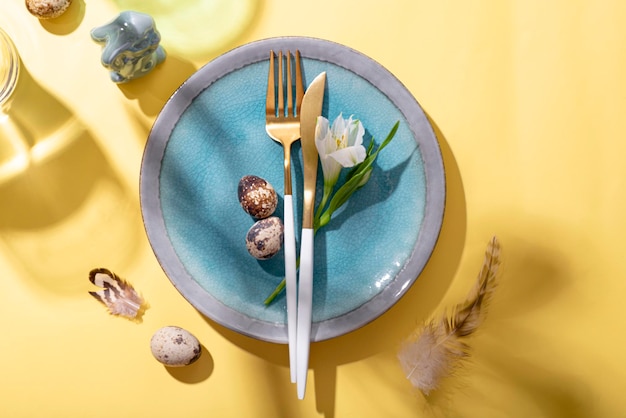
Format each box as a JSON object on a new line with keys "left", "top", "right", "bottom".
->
{"left": 315, "top": 116, "right": 330, "bottom": 148}
{"left": 315, "top": 116, "right": 342, "bottom": 185}
{"left": 330, "top": 113, "right": 346, "bottom": 142}
{"left": 345, "top": 116, "right": 365, "bottom": 147}
{"left": 329, "top": 144, "right": 367, "bottom": 168}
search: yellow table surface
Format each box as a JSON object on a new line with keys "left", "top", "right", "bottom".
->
{"left": 2, "top": 0, "right": 626, "bottom": 416}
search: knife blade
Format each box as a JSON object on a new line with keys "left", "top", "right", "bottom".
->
{"left": 296, "top": 71, "right": 326, "bottom": 400}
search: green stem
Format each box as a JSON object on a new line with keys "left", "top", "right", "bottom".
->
{"left": 315, "top": 211, "right": 331, "bottom": 230}
{"left": 314, "top": 182, "right": 334, "bottom": 225}
{"left": 263, "top": 279, "right": 286, "bottom": 305}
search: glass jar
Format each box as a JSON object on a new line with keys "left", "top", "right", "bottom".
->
{"left": 0, "top": 27, "right": 20, "bottom": 111}
{"left": 0, "top": 27, "right": 26, "bottom": 181}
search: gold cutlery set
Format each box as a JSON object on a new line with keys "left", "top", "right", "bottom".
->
{"left": 265, "top": 49, "right": 326, "bottom": 399}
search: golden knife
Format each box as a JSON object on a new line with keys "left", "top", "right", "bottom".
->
{"left": 296, "top": 71, "right": 326, "bottom": 400}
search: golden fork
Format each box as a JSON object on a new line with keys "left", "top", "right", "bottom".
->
{"left": 265, "top": 50, "right": 304, "bottom": 383}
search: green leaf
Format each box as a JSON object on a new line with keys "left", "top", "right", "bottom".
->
{"left": 326, "top": 168, "right": 370, "bottom": 214}
{"left": 379, "top": 120, "right": 399, "bottom": 151}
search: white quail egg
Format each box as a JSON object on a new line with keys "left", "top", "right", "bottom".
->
{"left": 150, "top": 326, "right": 202, "bottom": 367}
{"left": 246, "top": 216, "right": 283, "bottom": 259}
{"left": 238, "top": 175, "right": 278, "bottom": 219}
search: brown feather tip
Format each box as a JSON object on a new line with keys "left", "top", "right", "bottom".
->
{"left": 88, "top": 268, "right": 147, "bottom": 320}
{"left": 398, "top": 236, "right": 501, "bottom": 395}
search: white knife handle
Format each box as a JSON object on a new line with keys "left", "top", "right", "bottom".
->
{"left": 296, "top": 227, "right": 314, "bottom": 399}
{"left": 283, "top": 194, "right": 298, "bottom": 383}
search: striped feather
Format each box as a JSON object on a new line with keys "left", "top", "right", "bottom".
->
{"left": 89, "top": 268, "right": 145, "bottom": 319}
{"left": 398, "top": 236, "right": 501, "bottom": 395}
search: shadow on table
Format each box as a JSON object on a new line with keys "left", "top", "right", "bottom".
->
{"left": 165, "top": 344, "right": 214, "bottom": 384}
{"left": 203, "top": 114, "right": 467, "bottom": 416}
{"left": 117, "top": 54, "right": 199, "bottom": 118}
{"left": 38, "top": 0, "right": 86, "bottom": 35}
{"left": 455, "top": 225, "right": 595, "bottom": 416}
{"left": 0, "top": 63, "right": 143, "bottom": 295}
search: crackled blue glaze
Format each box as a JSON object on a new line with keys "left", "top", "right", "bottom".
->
{"left": 161, "top": 61, "right": 424, "bottom": 322}
{"left": 91, "top": 11, "right": 166, "bottom": 83}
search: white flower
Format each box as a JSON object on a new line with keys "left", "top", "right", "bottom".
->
{"left": 315, "top": 113, "right": 367, "bottom": 187}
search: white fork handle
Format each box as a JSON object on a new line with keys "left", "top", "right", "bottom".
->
{"left": 296, "top": 227, "right": 314, "bottom": 399}
{"left": 283, "top": 194, "right": 298, "bottom": 383}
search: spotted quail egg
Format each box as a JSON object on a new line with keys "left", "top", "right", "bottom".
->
{"left": 26, "top": 0, "right": 72, "bottom": 19}
{"left": 246, "top": 216, "right": 284, "bottom": 260}
{"left": 150, "top": 326, "right": 202, "bottom": 367}
{"left": 238, "top": 175, "right": 278, "bottom": 219}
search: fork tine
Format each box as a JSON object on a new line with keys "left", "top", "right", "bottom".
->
{"left": 277, "top": 51, "right": 284, "bottom": 117}
{"left": 266, "top": 50, "right": 275, "bottom": 118}
{"left": 286, "top": 50, "right": 293, "bottom": 117}
{"left": 295, "top": 50, "right": 304, "bottom": 116}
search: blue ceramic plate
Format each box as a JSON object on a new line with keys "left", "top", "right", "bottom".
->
{"left": 141, "top": 37, "right": 445, "bottom": 343}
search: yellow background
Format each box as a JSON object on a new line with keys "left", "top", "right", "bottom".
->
{"left": 1, "top": 0, "right": 625, "bottom": 416}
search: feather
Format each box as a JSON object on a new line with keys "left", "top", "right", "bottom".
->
{"left": 88, "top": 268, "right": 146, "bottom": 320}
{"left": 398, "top": 236, "right": 501, "bottom": 395}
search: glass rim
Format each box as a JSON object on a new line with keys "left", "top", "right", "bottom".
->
{"left": 0, "top": 27, "right": 20, "bottom": 107}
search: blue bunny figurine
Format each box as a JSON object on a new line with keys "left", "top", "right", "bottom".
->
{"left": 91, "top": 11, "right": 166, "bottom": 83}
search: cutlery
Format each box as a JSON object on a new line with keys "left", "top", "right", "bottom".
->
{"left": 296, "top": 71, "right": 326, "bottom": 399}
{"left": 265, "top": 50, "right": 304, "bottom": 383}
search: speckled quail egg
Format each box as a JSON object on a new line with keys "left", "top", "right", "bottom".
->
{"left": 150, "top": 326, "right": 202, "bottom": 367}
{"left": 26, "top": 0, "right": 72, "bottom": 19}
{"left": 238, "top": 175, "right": 278, "bottom": 219}
{"left": 246, "top": 216, "right": 284, "bottom": 260}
